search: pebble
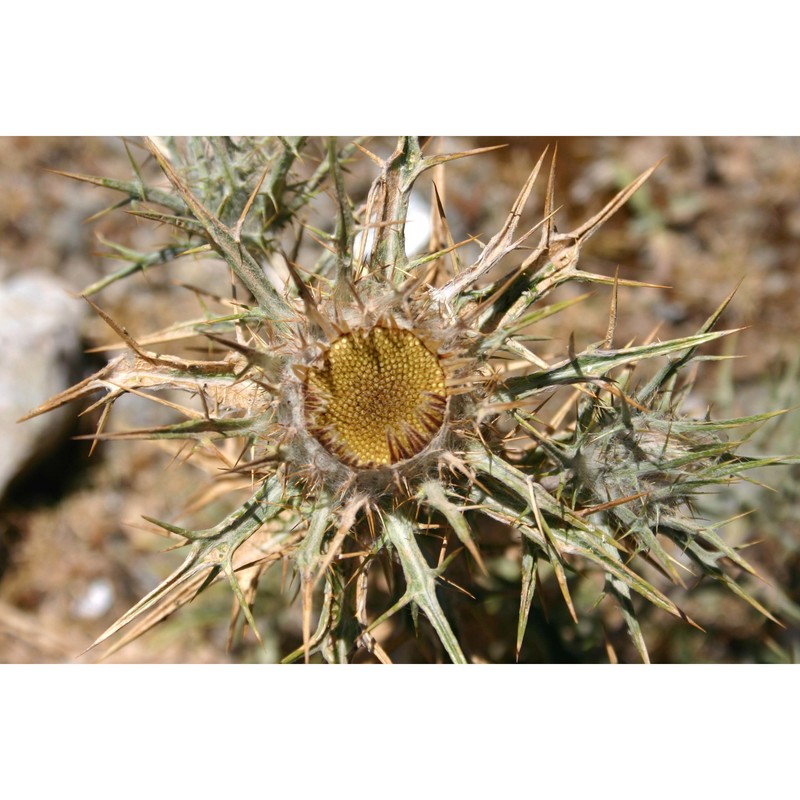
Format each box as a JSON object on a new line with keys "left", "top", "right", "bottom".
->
{"left": 72, "top": 577, "right": 114, "bottom": 620}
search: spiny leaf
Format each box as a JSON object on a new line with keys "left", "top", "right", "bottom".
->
{"left": 419, "top": 480, "right": 487, "bottom": 575}
{"left": 637, "top": 281, "right": 742, "bottom": 404}
{"left": 502, "top": 329, "right": 739, "bottom": 401}
{"left": 382, "top": 509, "right": 467, "bottom": 664}
{"left": 143, "top": 137, "right": 291, "bottom": 320}
{"left": 433, "top": 147, "right": 548, "bottom": 304}
{"left": 682, "top": 539, "right": 781, "bottom": 625}
{"left": 87, "top": 474, "right": 296, "bottom": 655}
{"left": 75, "top": 414, "right": 259, "bottom": 442}
{"left": 82, "top": 239, "right": 199, "bottom": 296}
{"left": 47, "top": 167, "right": 186, "bottom": 213}
{"left": 516, "top": 537, "right": 538, "bottom": 660}
{"left": 599, "top": 537, "right": 651, "bottom": 663}
{"left": 468, "top": 448, "right": 698, "bottom": 625}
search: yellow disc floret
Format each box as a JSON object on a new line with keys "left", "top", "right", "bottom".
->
{"left": 304, "top": 327, "right": 447, "bottom": 468}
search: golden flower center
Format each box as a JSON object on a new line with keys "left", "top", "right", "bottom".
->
{"left": 304, "top": 327, "right": 447, "bottom": 468}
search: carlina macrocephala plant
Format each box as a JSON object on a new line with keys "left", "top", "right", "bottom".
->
{"left": 22, "top": 136, "right": 793, "bottom": 663}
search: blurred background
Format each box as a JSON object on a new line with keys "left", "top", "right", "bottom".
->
{"left": 1, "top": 136, "right": 799, "bottom": 663}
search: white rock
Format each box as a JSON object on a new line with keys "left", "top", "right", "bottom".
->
{"left": 0, "top": 273, "right": 85, "bottom": 500}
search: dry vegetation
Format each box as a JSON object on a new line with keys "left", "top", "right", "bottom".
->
{"left": 1, "top": 136, "right": 798, "bottom": 663}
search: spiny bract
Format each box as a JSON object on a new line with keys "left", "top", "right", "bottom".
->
{"left": 25, "top": 136, "right": 787, "bottom": 663}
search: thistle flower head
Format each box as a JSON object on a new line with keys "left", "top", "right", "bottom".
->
{"left": 24, "top": 136, "right": 789, "bottom": 663}
{"left": 304, "top": 326, "right": 447, "bottom": 468}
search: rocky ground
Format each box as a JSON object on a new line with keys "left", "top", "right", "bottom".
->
{"left": 1, "top": 136, "right": 798, "bottom": 663}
